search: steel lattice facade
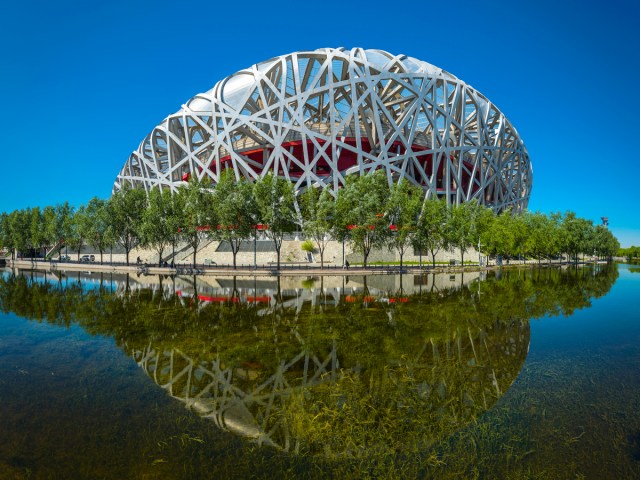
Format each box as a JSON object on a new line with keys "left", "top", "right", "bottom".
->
{"left": 114, "top": 48, "right": 532, "bottom": 212}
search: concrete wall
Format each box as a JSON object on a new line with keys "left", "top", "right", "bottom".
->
{"left": 53, "top": 237, "right": 482, "bottom": 267}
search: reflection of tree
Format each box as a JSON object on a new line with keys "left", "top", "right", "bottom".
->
{"left": 0, "top": 264, "right": 619, "bottom": 457}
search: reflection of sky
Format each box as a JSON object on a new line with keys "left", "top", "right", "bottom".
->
{"left": 528, "top": 264, "right": 640, "bottom": 357}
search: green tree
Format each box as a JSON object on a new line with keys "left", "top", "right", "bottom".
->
{"left": 474, "top": 204, "right": 495, "bottom": 265}
{"left": 415, "top": 197, "right": 448, "bottom": 268}
{"left": 253, "top": 173, "right": 297, "bottom": 270}
{"left": 167, "top": 191, "right": 184, "bottom": 264}
{"left": 386, "top": 181, "right": 423, "bottom": 268}
{"left": 107, "top": 185, "right": 147, "bottom": 265}
{"left": 0, "top": 212, "right": 14, "bottom": 259}
{"left": 510, "top": 212, "right": 530, "bottom": 263}
{"left": 213, "top": 171, "right": 256, "bottom": 269}
{"left": 522, "top": 211, "right": 546, "bottom": 264}
{"left": 445, "top": 201, "right": 489, "bottom": 266}
{"left": 592, "top": 225, "right": 619, "bottom": 261}
{"left": 484, "top": 210, "right": 515, "bottom": 263}
{"left": 50, "top": 202, "right": 74, "bottom": 259}
{"left": 9, "top": 209, "right": 30, "bottom": 259}
{"left": 66, "top": 206, "right": 88, "bottom": 259}
{"left": 140, "top": 189, "right": 175, "bottom": 265}
{"left": 28, "top": 207, "right": 47, "bottom": 258}
{"left": 300, "top": 186, "right": 335, "bottom": 268}
{"left": 84, "top": 197, "right": 114, "bottom": 264}
{"left": 177, "top": 177, "right": 213, "bottom": 268}
{"left": 334, "top": 171, "right": 390, "bottom": 268}
{"left": 560, "top": 211, "right": 594, "bottom": 264}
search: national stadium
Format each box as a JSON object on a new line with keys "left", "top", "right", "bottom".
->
{"left": 114, "top": 48, "right": 532, "bottom": 212}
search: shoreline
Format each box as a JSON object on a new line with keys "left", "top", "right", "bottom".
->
{"left": 3, "top": 258, "right": 609, "bottom": 277}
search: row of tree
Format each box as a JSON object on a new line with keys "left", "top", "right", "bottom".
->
{"left": 0, "top": 171, "right": 296, "bottom": 268}
{"left": 0, "top": 170, "right": 620, "bottom": 269}
{"left": 307, "top": 170, "right": 619, "bottom": 267}
{"left": 617, "top": 246, "right": 639, "bottom": 263}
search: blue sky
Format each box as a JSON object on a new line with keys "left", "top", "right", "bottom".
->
{"left": 1, "top": 0, "right": 638, "bottom": 246}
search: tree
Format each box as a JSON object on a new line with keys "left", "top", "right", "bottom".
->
{"left": 253, "top": 173, "right": 297, "bottom": 270}
{"left": 300, "top": 186, "right": 335, "bottom": 268}
{"left": 484, "top": 210, "right": 516, "bottom": 263}
{"left": 560, "top": 211, "right": 594, "bottom": 264}
{"left": 213, "top": 171, "right": 256, "bottom": 269}
{"left": 592, "top": 225, "right": 619, "bottom": 261}
{"left": 334, "top": 170, "right": 390, "bottom": 268}
{"left": 545, "top": 212, "right": 564, "bottom": 263}
{"left": 66, "top": 206, "right": 88, "bottom": 259}
{"left": 107, "top": 185, "right": 147, "bottom": 265}
{"left": 51, "top": 202, "right": 74, "bottom": 258}
{"left": 84, "top": 197, "right": 114, "bottom": 264}
{"left": 0, "top": 212, "right": 14, "bottom": 259}
{"left": 474, "top": 204, "right": 495, "bottom": 265}
{"left": 41, "top": 206, "right": 58, "bottom": 259}
{"left": 140, "top": 189, "right": 175, "bottom": 265}
{"left": 510, "top": 212, "right": 530, "bottom": 264}
{"left": 9, "top": 209, "right": 30, "bottom": 259}
{"left": 177, "top": 177, "right": 213, "bottom": 268}
{"left": 28, "top": 207, "right": 46, "bottom": 258}
{"left": 415, "top": 197, "right": 448, "bottom": 268}
{"left": 386, "top": 181, "right": 423, "bottom": 268}
{"left": 445, "top": 201, "right": 488, "bottom": 267}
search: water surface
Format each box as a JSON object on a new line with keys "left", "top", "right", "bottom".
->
{"left": 0, "top": 264, "right": 637, "bottom": 479}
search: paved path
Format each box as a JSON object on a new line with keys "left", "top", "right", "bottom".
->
{"left": 4, "top": 259, "right": 598, "bottom": 277}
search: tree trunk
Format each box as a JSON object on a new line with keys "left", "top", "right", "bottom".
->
{"left": 232, "top": 239, "right": 240, "bottom": 269}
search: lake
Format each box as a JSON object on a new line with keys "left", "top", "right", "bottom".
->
{"left": 0, "top": 264, "right": 638, "bottom": 479}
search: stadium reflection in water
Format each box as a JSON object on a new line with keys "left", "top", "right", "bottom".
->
{"left": 0, "top": 265, "right": 617, "bottom": 459}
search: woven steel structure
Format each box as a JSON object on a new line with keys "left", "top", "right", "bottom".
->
{"left": 114, "top": 48, "right": 532, "bottom": 211}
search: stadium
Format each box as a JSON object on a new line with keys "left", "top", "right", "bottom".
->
{"left": 114, "top": 48, "right": 532, "bottom": 212}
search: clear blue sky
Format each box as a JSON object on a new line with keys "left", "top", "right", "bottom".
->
{"left": 1, "top": 0, "right": 638, "bottom": 246}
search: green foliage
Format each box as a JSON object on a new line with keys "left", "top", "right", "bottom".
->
{"left": 386, "top": 180, "right": 423, "bottom": 267}
{"left": 83, "top": 197, "right": 114, "bottom": 263}
{"left": 415, "top": 197, "right": 448, "bottom": 267}
{"left": 445, "top": 201, "right": 492, "bottom": 264}
{"left": 107, "top": 184, "right": 147, "bottom": 265}
{"left": 335, "top": 170, "right": 390, "bottom": 267}
{"left": 66, "top": 204, "right": 88, "bottom": 256}
{"left": 301, "top": 239, "right": 315, "bottom": 253}
{"left": 213, "top": 170, "right": 256, "bottom": 268}
{"left": 0, "top": 177, "right": 622, "bottom": 268}
{"left": 618, "top": 245, "right": 640, "bottom": 262}
{"left": 140, "top": 189, "right": 176, "bottom": 264}
{"left": 300, "top": 187, "right": 335, "bottom": 267}
{"left": 253, "top": 173, "right": 297, "bottom": 268}
{"left": 176, "top": 176, "right": 213, "bottom": 267}
{"left": 560, "top": 211, "right": 594, "bottom": 263}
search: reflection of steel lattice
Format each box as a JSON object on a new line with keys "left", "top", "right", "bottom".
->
{"left": 131, "top": 318, "right": 529, "bottom": 454}
{"left": 133, "top": 342, "right": 339, "bottom": 451}
{"left": 115, "top": 48, "right": 532, "bottom": 212}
